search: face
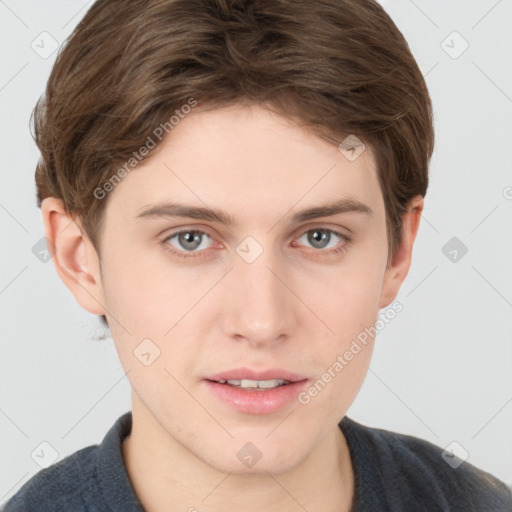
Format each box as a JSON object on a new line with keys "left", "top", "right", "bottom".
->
{"left": 46, "top": 103, "right": 419, "bottom": 475}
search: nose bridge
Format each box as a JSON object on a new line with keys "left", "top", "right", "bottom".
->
{"left": 226, "top": 236, "right": 293, "bottom": 344}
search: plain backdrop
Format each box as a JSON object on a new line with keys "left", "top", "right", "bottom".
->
{"left": 1, "top": 0, "right": 511, "bottom": 504}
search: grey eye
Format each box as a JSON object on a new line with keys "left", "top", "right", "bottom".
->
{"left": 166, "top": 230, "right": 212, "bottom": 252}
{"left": 300, "top": 229, "right": 341, "bottom": 250}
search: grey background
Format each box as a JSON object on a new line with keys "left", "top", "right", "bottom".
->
{"left": 1, "top": 0, "right": 511, "bottom": 504}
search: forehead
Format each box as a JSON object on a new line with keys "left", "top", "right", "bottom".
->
{"left": 104, "top": 104, "right": 384, "bottom": 226}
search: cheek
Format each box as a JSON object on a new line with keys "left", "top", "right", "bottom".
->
{"left": 99, "top": 244, "right": 213, "bottom": 373}
{"left": 100, "top": 241, "right": 179, "bottom": 328}
{"left": 303, "top": 278, "right": 381, "bottom": 377}
{"left": 303, "top": 246, "right": 387, "bottom": 336}
{"left": 294, "top": 243, "right": 387, "bottom": 408}
{"left": 297, "top": 271, "right": 380, "bottom": 413}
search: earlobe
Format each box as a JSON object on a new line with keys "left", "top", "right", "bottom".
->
{"left": 379, "top": 195, "right": 424, "bottom": 309}
{"left": 40, "top": 197, "right": 106, "bottom": 316}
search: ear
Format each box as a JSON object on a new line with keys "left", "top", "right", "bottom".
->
{"left": 40, "top": 197, "right": 106, "bottom": 316}
{"left": 379, "top": 195, "right": 424, "bottom": 309}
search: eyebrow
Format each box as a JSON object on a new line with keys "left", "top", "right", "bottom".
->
{"left": 135, "top": 198, "right": 373, "bottom": 226}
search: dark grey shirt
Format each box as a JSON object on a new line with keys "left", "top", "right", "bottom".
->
{"left": 3, "top": 411, "right": 512, "bottom": 511}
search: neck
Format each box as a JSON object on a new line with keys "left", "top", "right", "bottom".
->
{"left": 122, "top": 395, "right": 354, "bottom": 512}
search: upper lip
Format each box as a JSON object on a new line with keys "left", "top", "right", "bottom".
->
{"left": 204, "top": 367, "right": 308, "bottom": 383}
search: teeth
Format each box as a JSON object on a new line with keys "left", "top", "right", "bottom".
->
{"left": 217, "top": 379, "right": 290, "bottom": 389}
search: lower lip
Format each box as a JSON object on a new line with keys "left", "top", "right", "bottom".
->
{"left": 203, "top": 379, "right": 309, "bottom": 414}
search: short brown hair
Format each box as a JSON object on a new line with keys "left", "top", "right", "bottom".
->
{"left": 33, "top": 0, "right": 435, "bottom": 328}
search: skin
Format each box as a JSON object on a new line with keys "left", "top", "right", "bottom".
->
{"left": 41, "top": 103, "right": 423, "bottom": 512}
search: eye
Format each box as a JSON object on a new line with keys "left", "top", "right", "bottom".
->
{"left": 163, "top": 229, "right": 214, "bottom": 259}
{"left": 293, "top": 228, "right": 350, "bottom": 255}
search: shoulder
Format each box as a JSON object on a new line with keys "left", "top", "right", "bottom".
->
{"left": 1, "top": 411, "right": 136, "bottom": 512}
{"left": 1, "top": 445, "right": 99, "bottom": 511}
{"left": 340, "top": 416, "right": 512, "bottom": 511}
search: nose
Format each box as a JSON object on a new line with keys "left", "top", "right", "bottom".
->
{"left": 222, "top": 244, "right": 296, "bottom": 348}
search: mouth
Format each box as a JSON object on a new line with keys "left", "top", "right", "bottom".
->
{"left": 206, "top": 378, "right": 295, "bottom": 390}
{"left": 202, "top": 368, "right": 309, "bottom": 414}
{"left": 203, "top": 367, "right": 308, "bottom": 388}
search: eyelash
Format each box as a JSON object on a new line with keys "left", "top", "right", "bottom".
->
{"left": 161, "top": 227, "right": 351, "bottom": 260}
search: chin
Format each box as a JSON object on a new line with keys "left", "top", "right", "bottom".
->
{"left": 200, "top": 441, "right": 305, "bottom": 477}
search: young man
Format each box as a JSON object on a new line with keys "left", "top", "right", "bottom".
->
{"left": 4, "top": 0, "right": 511, "bottom": 511}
